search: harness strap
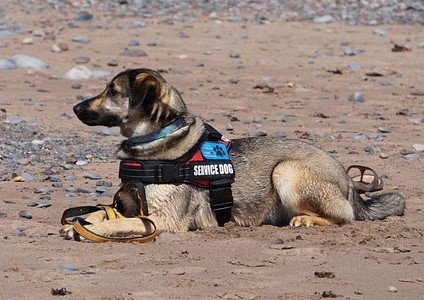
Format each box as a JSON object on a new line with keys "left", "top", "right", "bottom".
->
{"left": 210, "top": 179, "right": 233, "bottom": 226}
{"left": 119, "top": 160, "right": 235, "bottom": 187}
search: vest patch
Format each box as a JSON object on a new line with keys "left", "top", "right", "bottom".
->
{"left": 193, "top": 163, "right": 234, "bottom": 177}
{"left": 199, "top": 141, "right": 230, "bottom": 160}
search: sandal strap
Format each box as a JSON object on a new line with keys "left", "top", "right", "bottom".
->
{"left": 347, "top": 165, "right": 384, "bottom": 194}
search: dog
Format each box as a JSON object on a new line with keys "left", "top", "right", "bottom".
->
{"left": 66, "top": 68, "right": 405, "bottom": 238}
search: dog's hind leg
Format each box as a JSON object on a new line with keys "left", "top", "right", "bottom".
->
{"left": 272, "top": 161, "right": 354, "bottom": 227}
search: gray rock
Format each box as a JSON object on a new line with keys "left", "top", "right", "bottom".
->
{"left": 64, "top": 175, "right": 77, "bottom": 181}
{"left": 229, "top": 52, "right": 240, "bottom": 58}
{"left": 52, "top": 182, "right": 63, "bottom": 188}
{"left": 418, "top": 42, "right": 424, "bottom": 49}
{"left": 254, "top": 130, "right": 267, "bottom": 137}
{"left": 76, "top": 186, "right": 92, "bottom": 193}
{"left": 91, "top": 70, "right": 111, "bottom": 78}
{"left": 76, "top": 11, "right": 93, "bottom": 21}
{"left": 71, "top": 82, "right": 82, "bottom": 89}
{"left": 378, "top": 127, "right": 392, "bottom": 133}
{"left": 72, "top": 35, "right": 90, "bottom": 43}
{"left": 95, "top": 187, "right": 110, "bottom": 194}
{"left": 0, "top": 58, "right": 16, "bottom": 70}
{"left": 225, "top": 124, "right": 234, "bottom": 131}
{"left": 348, "top": 91, "right": 365, "bottom": 103}
{"left": 348, "top": 61, "right": 362, "bottom": 72}
{"left": 147, "top": 41, "right": 157, "bottom": 47}
{"left": 107, "top": 60, "right": 118, "bottom": 67}
{"left": 21, "top": 172, "right": 35, "bottom": 181}
{"left": 28, "top": 200, "right": 51, "bottom": 208}
{"left": 76, "top": 93, "right": 94, "bottom": 101}
{"left": 313, "top": 15, "right": 334, "bottom": 24}
{"left": 19, "top": 210, "right": 32, "bottom": 219}
{"left": 128, "top": 39, "right": 139, "bottom": 46}
{"left": 363, "top": 145, "right": 375, "bottom": 154}
{"left": 404, "top": 153, "right": 419, "bottom": 160}
{"left": 96, "top": 180, "right": 113, "bottom": 187}
{"left": 353, "top": 133, "right": 366, "bottom": 140}
{"left": 368, "top": 132, "right": 380, "bottom": 140}
{"left": 273, "top": 131, "right": 287, "bottom": 138}
{"left": 34, "top": 187, "right": 50, "bottom": 194}
{"left": 373, "top": 28, "right": 387, "bottom": 36}
{"left": 83, "top": 172, "right": 102, "bottom": 180}
{"left": 73, "top": 56, "right": 90, "bottom": 64}
{"left": 343, "top": 47, "right": 361, "bottom": 56}
{"left": 119, "top": 49, "right": 147, "bottom": 57}
{"left": 58, "top": 263, "right": 79, "bottom": 272}
{"left": 5, "top": 115, "right": 20, "bottom": 124}
{"left": 412, "top": 144, "right": 424, "bottom": 152}
{"left": 10, "top": 54, "right": 48, "bottom": 69}
{"left": 0, "top": 210, "right": 7, "bottom": 218}
{"left": 379, "top": 80, "right": 392, "bottom": 86}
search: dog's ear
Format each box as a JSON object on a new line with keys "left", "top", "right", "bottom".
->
{"left": 129, "top": 74, "right": 161, "bottom": 109}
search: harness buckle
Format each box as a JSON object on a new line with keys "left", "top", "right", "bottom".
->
{"left": 160, "top": 164, "right": 181, "bottom": 183}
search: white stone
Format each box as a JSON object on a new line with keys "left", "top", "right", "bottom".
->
{"left": 22, "top": 38, "right": 33, "bottom": 45}
{"left": 412, "top": 144, "right": 424, "bottom": 152}
{"left": 65, "top": 65, "right": 92, "bottom": 80}
{"left": 51, "top": 45, "right": 62, "bottom": 53}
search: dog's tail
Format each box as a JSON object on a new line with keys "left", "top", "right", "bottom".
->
{"left": 352, "top": 190, "right": 405, "bottom": 221}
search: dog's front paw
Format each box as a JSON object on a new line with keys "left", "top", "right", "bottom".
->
{"left": 289, "top": 215, "right": 332, "bottom": 227}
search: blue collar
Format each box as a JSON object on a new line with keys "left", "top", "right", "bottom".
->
{"left": 126, "top": 117, "right": 185, "bottom": 146}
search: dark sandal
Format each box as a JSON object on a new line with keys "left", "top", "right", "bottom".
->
{"left": 347, "top": 165, "right": 384, "bottom": 194}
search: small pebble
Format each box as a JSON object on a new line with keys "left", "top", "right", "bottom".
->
{"left": 313, "top": 15, "right": 333, "bottom": 24}
{"left": 58, "top": 263, "right": 79, "bottom": 272}
{"left": 119, "top": 49, "right": 147, "bottom": 57}
{"left": 254, "top": 130, "right": 267, "bottom": 137}
{"left": 128, "top": 39, "right": 139, "bottom": 47}
{"left": 107, "top": 60, "right": 118, "bottom": 67}
{"left": 388, "top": 286, "right": 397, "bottom": 293}
{"left": 21, "top": 172, "right": 35, "bottom": 181}
{"left": 72, "top": 35, "right": 90, "bottom": 43}
{"left": 348, "top": 91, "right": 365, "bottom": 103}
{"left": 76, "top": 11, "right": 93, "bottom": 21}
{"left": 379, "top": 153, "right": 389, "bottom": 159}
{"left": 51, "top": 44, "right": 62, "bottom": 53}
{"left": 348, "top": 61, "right": 362, "bottom": 72}
{"left": 273, "top": 131, "right": 287, "bottom": 138}
{"left": 19, "top": 210, "right": 32, "bottom": 219}
{"left": 83, "top": 172, "right": 102, "bottom": 180}
{"left": 373, "top": 28, "right": 387, "bottom": 36}
{"left": 225, "top": 124, "right": 234, "bottom": 131}
{"left": 378, "top": 127, "right": 392, "bottom": 133}
{"left": 404, "top": 153, "right": 419, "bottom": 160}
{"left": 73, "top": 56, "right": 90, "bottom": 64}
{"left": 71, "top": 82, "right": 82, "bottom": 89}
{"left": 0, "top": 210, "right": 7, "bottom": 218}
{"left": 343, "top": 47, "right": 360, "bottom": 56}
{"left": 412, "top": 144, "right": 424, "bottom": 152}
{"left": 22, "top": 38, "right": 33, "bottom": 45}
{"left": 76, "top": 160, "right": 88, "bottom": 166}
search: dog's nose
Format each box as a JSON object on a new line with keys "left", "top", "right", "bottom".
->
{"left": 73, "top": 103, "right": 84, "bottom": 115}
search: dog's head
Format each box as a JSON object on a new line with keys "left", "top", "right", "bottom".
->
{"left": 73, "top": 68, "right": 186, "bottom": 136}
